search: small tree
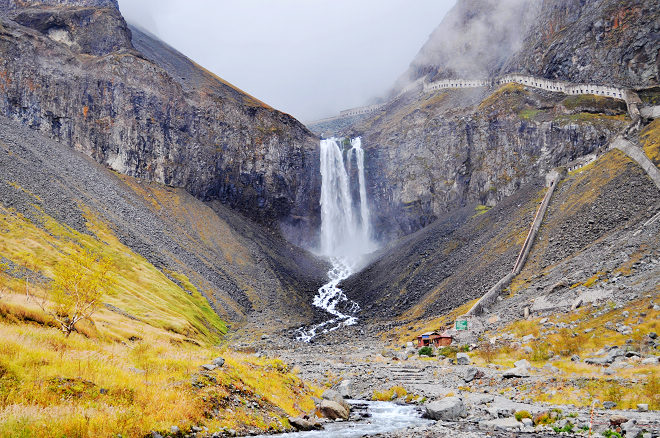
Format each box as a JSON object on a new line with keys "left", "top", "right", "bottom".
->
{"left": 14, "top": 253, "right": 40, "bottom": 302}
{"left": 40, "top": 248, "right": 114, "bottom": 337}
{"left": 478, "top": 340, "right": 497, "bottom": 363}
{"left": 0, "top": 259, "right": 8, "bottom": 299}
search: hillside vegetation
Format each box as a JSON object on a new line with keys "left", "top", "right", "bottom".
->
{"left": 0, "top": 205, "right": 318, "bottom": 437}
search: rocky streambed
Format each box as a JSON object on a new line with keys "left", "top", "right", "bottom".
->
{"left": 254, "top": 400, "right": 431, "bottom": 438}
{"left": 253, "top": 332, "right": 660, "bottom": 438}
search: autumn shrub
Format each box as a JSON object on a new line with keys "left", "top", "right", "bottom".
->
{"left": 373, "top": 386, "right": 407, "bottom": 401}
{"left": 533, "top": 409, "right": 561, "bottom": 426}
{"left": 437, "top": 346, "right": 457, "bottom": 358}
{"left": 554, "top": 329, "right": 583, "bottom": 356}
{"left": 514, "top": 410, "right": 532, "bottom": 421}
{"left": 642, "top": 372, "right": 659, "bottom": 410}
{"left": 530, "top": 340, "right": 552, "bottom": 362}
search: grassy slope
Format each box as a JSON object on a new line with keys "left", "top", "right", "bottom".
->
{"left": 641, "top": 118, "right": 660, "bottom": 167}
{"left": 384, "top": 147, "right": 659, "bottom": 410}
{"left": 0, "top": 203, "right": 317, "bottom": 437}
{"left": 0, "top": 203, "right": 226, "bottom": 342}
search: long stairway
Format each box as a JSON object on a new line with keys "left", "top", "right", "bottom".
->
{"left": 465, "top": 171, "right": 561, "bottom": 317}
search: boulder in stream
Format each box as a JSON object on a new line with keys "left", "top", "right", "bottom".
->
{"left": 318, "top": 400, "right": 350, "bottom": 420}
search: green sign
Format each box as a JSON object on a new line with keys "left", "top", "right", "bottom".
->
{"left": 455, "top": 319, "right": 468, "bottom": 331}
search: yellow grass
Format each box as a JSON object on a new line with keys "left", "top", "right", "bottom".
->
{"left": 372, "top": 386, "right": 407, "bottom": 401}
{"left": 0, "top": 205, "right": 319, "bottom": 436}
{"left": 478, "top": 293, "right": 660, "bottom": 409}
{"left": 0, "top": 205, "right": 226, "bottom": 343}
{"left": 191, "top": 61, "right": 271, "bottom": 109}
{"left": 478, "top": 83, "right": 527, "bottom": 111}
{"left": 641, "top": 119, "right": 660, "bottom": 167}
{"left": 0, "top": 315, "right": 318, "bottom": 436}
{"left": 389, "top": 298, "right": 478, "bottom": 345}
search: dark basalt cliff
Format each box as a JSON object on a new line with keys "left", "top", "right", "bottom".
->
{"left": 0, "top": 1, "right": 321, "bottom": 240}
{"left": 341, "top": 0, "right": 657, "bottom": 241}
{"left": 504, "top": 0, "right": 659, "bottom": 88}
{"left": 351, "top": 86, "right": 629, "bottom": 242}
{"left": 396, "top": 0, "right": 658, "bottom": 92}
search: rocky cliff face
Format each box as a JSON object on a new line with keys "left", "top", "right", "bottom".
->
{"left": 341, "top": 0, "right": 658, "bottom": 242}
{"left": 392, "top": 0, "right": 541, "bottom": 93}
{"left": 0, "top": 0, "right": 118, "bottom": 12}
{"left": 351, "top": 86, "right": 629, "bottom": 241}
{"left": 504, "top": 0, "right": 659, "bottom": 88}
{"left": 0, "top": 1, "right": 321, "bottom": 241}
{"left": 0, "top": 114, "right": 326, "bottom": 329}
{"left": 344, "top": 146, "right": 660, "bottom": 324}
{"left": 394, "top": 0, "right": 658, "bottom": 94}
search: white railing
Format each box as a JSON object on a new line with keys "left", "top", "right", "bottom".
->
{"left": 326, "top": 74, "right": 634, "bottom": 123}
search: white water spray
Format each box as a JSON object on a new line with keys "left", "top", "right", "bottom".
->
{"left": 297, "top": 137, "right": 375, "bottom": 342}
{"left": 351, "top": 137, "right": 371, "bottom": 242}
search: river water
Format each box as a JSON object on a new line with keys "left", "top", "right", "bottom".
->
{"left": 253, "top": 400, "right": 432, "bottom": 437}
{"left": 296, "top": 138, "right": 375, "bottom": 342}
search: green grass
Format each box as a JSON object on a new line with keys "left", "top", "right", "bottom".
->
{"left": 518, "top": 108, "right": 541, "bottom": 120}
{"left": 473, "top": 204, "right": 491, "bottom": 216}
{"left": 561, "top": 94, "right": 626, "bottom": 113}
{"left": 554, "top": 112, "right": 628, "bottom": 124}
{"left": 638, "top": 87, "right": 660, "bottom": 105}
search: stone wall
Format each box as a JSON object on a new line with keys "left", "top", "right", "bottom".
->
{"left": 335, "top": 73, "right": 634, "bottom": 121}
{"left": 340, "top": 103, "right": 386, "bottom": 118}
{"left": 497, "top": 74, "right": 627, "bottom": 101}
{"left": 423, "top": 78, "right": 490, "bottom": 92}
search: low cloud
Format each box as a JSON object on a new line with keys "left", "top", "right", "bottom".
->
{"left": 117, "top": 0, "right": 456, "bottom": 122}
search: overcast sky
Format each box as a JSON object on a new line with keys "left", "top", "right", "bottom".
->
{"left": 117, "top": 1, "right": 456, "bottom": 122}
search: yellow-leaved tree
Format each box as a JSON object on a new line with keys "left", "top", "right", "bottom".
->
{"left": 0, "top": 259, "right": 8, "bottom": 299}
{"left": 40, "top": 248, "right": 115, "bottom": 337}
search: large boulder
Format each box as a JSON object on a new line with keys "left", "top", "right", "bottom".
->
{"left": 513, "top": 359, "right": 530, "bottom": 369}
{"left": 464, "top": 367, "right": 484, "bottom": 383}
{"left": 456, "top": 353, "right": 470, "bottom": 365}
{"left": 479, "top": 417, "right": 521, "bottom": 431}
{"left": 502, "top": 367, "right": 530, "bottom": 378}
{"left": 288, "top": 416, "right": 321, "bottom": 431}
{"left": 586, "top": 346, "right": 626, "bottom": 366}
{"left": 318, "top": 400, "right": 349, "bottom": 420}
{"left": 424, "top": 397, "right": 467, "bottom": 421}
{"left": 322, "top": 389, "right": 349, "bottom": 408}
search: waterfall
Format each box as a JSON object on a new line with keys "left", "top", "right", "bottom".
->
{"left": 351, "top": 137, "right": 371, "bottom": 242}
{"left": 319, "top": 138, "right": 357, "bottom": 256}
{"left": 297, "top": 137, "right": 374, "bottom": 342}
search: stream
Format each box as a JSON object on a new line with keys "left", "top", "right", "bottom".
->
{"left": 253, "top": 400, "right": 432, "bottom": 437}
